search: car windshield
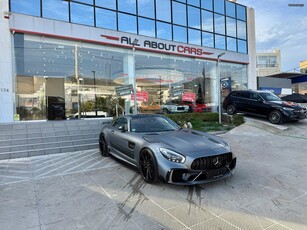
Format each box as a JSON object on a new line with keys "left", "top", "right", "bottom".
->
{"left": 130, "top": 116, "right": 180, "bottom": 133}
{"left": 259, "top": 92, "right": 281, "bottom": 101}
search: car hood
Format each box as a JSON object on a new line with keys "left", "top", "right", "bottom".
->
{"left": 142, "top": 129, "right": 229, "bottom": 155}
{"left": 269, "top": 100, "right": 305, "bottom": 109}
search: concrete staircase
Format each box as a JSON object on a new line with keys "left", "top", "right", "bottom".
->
{"left": 0, "top": 118, "right": 112, "bottom": 160}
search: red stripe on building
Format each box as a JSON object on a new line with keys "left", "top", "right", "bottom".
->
{"left": 101, "top": 35, "right": 120, "bottom": 41}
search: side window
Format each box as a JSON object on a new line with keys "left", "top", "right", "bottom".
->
{"left": 250, "top": 93, "right": 261, "bottom": 100}
{"left": 240, "top": 92, "right": 251, "bottom": 99}
{"left": 112, "top": 118, "right": 127, "bottom": 128}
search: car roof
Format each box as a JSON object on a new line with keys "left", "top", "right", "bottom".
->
{"left": 231, "top": 90, "right": 273, "bottom": 94}
{"left": 118, "top": 114, "right": 164, "bottom": 119}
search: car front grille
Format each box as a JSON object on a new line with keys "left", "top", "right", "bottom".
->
{"left": 191, "top": 152, "right": 233, "bottom": 170}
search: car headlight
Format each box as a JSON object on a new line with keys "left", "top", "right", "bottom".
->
{"left": 283, "top": 107, "right": 294, "bottom": 111}
{"left": 160, "top": 148, "right": 186, "bottom": 163}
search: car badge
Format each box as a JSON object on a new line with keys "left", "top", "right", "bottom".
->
{"left": 212, "top": 156, "right": 222, "bottom": 168}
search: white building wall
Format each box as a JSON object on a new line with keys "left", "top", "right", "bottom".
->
{"left": 0, "top": 0, "right": 14, "bottom": 123}
{"left": 247, "top": 7, "right": 257, "bottom": 90}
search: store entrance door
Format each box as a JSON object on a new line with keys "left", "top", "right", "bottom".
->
{"left": 45, "top": 77, "right": 66, "bottom": 120}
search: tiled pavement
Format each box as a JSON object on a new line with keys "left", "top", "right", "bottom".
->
{"left": 1, "top": 118, "right": 307, "bottom": 230}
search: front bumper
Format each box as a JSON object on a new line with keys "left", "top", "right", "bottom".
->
{"left": 165, "top": 158, "right": 236, "bottom": 185}
{"left": 282, "top": 109, "right": 307, "bottom": 121}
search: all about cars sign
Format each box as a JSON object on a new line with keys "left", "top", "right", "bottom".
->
{"left": 131, "top": 91, "right": 149, "bottom": 102}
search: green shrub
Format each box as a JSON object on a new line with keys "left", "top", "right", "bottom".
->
{"left": 232, "top": 114, "right": 245, "bottom": 126}
{"left": 165, "top": 112, "right": 219, "bottom": 123}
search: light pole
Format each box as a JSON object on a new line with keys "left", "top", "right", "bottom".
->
{"left": 92, "top": 70, "right": 97, "bottom": 117}
{"left": 217, "top": 52, "right": 225, "bottom": 124}
{"left": 131, "top": 39, "right": 139, "bottom": 114}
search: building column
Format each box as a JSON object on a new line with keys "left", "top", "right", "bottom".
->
{"left": 247, "top": 7, "right": 257, "bottom": 90}
{"left": 0, "top": 0, "right": 14, "bottom": 123}
{"left": 123, "top": 54, "right": 135, "bottom": 114}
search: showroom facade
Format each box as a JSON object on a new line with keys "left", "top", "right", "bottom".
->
{"left": 0, "top": 0, "right": 255, "bottom": 122}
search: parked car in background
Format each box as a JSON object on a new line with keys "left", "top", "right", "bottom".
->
{"left": 181, "top": 101, "right": 211, "bottom": 113}
{"left": 99, "top": 114, "right": 236, "bottom": 185}
{"left": 223, "top": 90, "right": 307, "bottom": 124}
{"left": 160, "top": 103, "right": 189, "bottom": 114}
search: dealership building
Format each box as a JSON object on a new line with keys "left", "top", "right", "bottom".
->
{"left": 0, "top": 0, "right": 256, "bottom": 123}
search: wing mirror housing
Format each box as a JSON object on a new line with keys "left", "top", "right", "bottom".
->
{"left": 118, "top": 124, "right": 128, "bottom": 132}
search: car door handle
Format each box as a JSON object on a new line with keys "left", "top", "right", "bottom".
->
{"left": 111, "top": 130, "right": 114, "bottom": 134}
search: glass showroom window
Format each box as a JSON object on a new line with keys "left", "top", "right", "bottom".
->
{"left": 157, "top": 22, "right": 172, "bottom": 40}
{"left": 237, "top": 20, "right": 247, "bottom": 40}
{"left": 215, "top": 34, "right": 226, "bottom": 50}
{"left": 188, "top": 29, "right": 201, "bottom": 46}
{"left": 201, "top": 0, "right": 212, "bottom": 11}
{"left": 214, "top": 14, "right": 225, "bottom": 35}
{"left": 118, "top": 0, "right": 136, "bottom": 14}
{"left": 173, "top": 25, "right": 187, "bottom": 43}
{"left": 237, "top": 5, "right": 246, "bottom": 21}
{"left": 214, "top": 0, "right": 224, "bottom": 14}
{"left": 172, "top": 1, "right": 187, "bottom": 26}
{"left": 226, "top": 1, "right": 235, "bottom": 18}
{"left": 227, "top": 37, "right": 237, "bottom": 52}
{"left": 118, "top": 13, "right": 137, "bottom": 34}
{"left": 138, "top": 18, "right": 155, "bottom": 37}
{"left": 10, "top": 0, "right": 41, "bottom": 17}
{"left": 156, "top": 0, "right": 171, "bottom": 22}
{"left": 96, "top": 8, "right": 117, "bottom": 30}
{"left": 95, "top": 0, "right": 116, "bottom": 10}
{"left": 238, "top": 39, "right": 247, "bottom": 53}
{"left": 202, "top": 32, "right": 214, "bottom": 48}
{"left": 188, "top": 6, "right": 201, "bottom": 29}
{"left": 70, "top": 3, "right": 94, "bottom": 26}
{"left": 226, "top": 17, "right": 236, "bottom": 37}
{"left": 202, "top": 10, "right": 213, "bottom": 32}
{"left": 188, "top": 0, "right": 200, "bottom": 7}
{"left": 74, "top": 0, "right": 93, "bottom": 4}
{"left": 42, "top": 0, "right": 69, "bottom": 21}
{"left": 138, "top": 0, "right": 155, "bottom": 19}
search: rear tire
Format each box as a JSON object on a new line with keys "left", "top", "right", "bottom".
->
{"left": 99, "top": 134, "right": 109, "bottom": 156}
{"left": 226, "top": 104, "right": 236, "bottom": 115}
{"left": 139, "top": 149, "right": 158, "bottom": 183}
{"left": 268, "top": 110, "right": 283, "bottom": 124}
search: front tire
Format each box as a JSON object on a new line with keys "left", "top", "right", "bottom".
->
{"left": 163, "top": 108, "right": 170, "bottom": 114}
{"left": 226, "top": 104, "right": 236, "bottom": 115}
{"left": 99, "top": 134, "right": 109, "bottom": 156}
{"left": 268, "top": 110, "right": 283, "bottom": 124}
{"left": 139, "top": 149, "right": 158, "bottom": 183}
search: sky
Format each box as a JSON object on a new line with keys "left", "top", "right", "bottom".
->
{"left": 237, "top": 0, "right": 307, "bottom": 72}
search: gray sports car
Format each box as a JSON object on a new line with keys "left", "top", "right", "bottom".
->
{"left": 99, "top": 114, "right": 236, "bottom": 185}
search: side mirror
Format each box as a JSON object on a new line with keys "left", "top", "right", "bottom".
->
{"left": 118, "top": 124, "right": 128, "bottom": 132}
{"left": 257, "top": 98, "right": 263, "bottom": 102}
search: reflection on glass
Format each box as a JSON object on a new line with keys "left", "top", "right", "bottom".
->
{"left": 96, "top": 8, "right": 117, "bottom": 30}
{"left": 237, "top": 5, "right": 246, "bottom": 21}
{"left": 226, "top": 17, "right": 236, "bottom": 37}
{"left": 118, "top": 0, "right": 136, "bottom": 14}
{"left": 202, "top": 10, "right": 213, "bottom": 32}
{"left": 188, "top": 0, "right": 200, "bottom": 7}
{"left": 74, "top": 0, "right": 93, "bottom": 4}
{"left": 201, "top": 0, "right": 212, "bottom": 10}
{"left": 173, "top": 2, "right": 187, "bottom": 26}
{"left": 95, "top": 0, "right": 116, "bottom": 10}
{"left": 202, "top": 32, "right": 214, "bottom": 47}
{"left": 156, "top": 0, "right": 171, "bottom": 22}
{"left": 214, "top": 14, "right": 225, "bottom": 35}
{"left": 227, "top": 37, "right": 237, "bottom": 51}
{"left": 238, "top": 39, "right": 247, "bottom": 53}
{"left": 157, "top": 22, "right": 172, "bottom": 40}
{"left": 213, "top": 0, "right": 224, "bottom": 14}
{"left": 138, "top": 0, "right": 155, "bottom": 18}
{"left": 43, "top": 0, "right": 69, "bottom": 21}
{"left": 176, "top": 0, "right": 186, "bottom": 3}
{"left": 173, "top": 25, "right": 187, "bottom": 43}
{"left": 139, "top": 18, "right": 155, "bottom": 37}
{"left": 118, "top": 13, "right": 137, "bottom": 34}
{"left": 188, "top": 29, "right": 201, "bottom": 45}
{"left": 71, "top": 3, "right": 94, "bottom": 26}
{"left": 11, "top": 0, "right": 40, "bottom": 16}
{"left": 188, "top": 6, "right": 200, "bottom": 29}
{"left": 237, "top": 20, "right": 246, "bottom": 39}
{"left": 226, "top": 1, "right": 235, "bottom": 17}
{"left": 215, "top": 34, "right": 226, "bottom": 49}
